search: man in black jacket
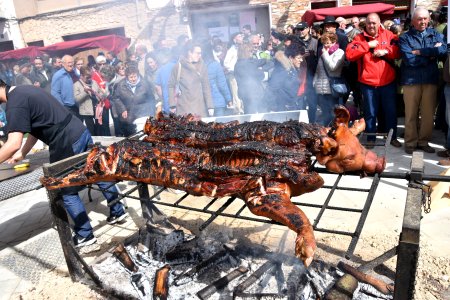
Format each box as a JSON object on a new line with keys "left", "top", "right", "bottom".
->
{"left": 30, "top": 56, "right": 52, "bottom": 92}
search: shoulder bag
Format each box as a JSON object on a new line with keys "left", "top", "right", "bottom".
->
{"left": 321, "top": 57, "right": 348, "bottom": 98}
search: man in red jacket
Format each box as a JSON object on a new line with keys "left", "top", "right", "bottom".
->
{"left": 346, "top": 13, "right": 401, "bottom": 148}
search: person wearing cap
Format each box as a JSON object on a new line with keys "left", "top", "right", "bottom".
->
{"left": 51, "top": 55, "right": 80, "bottom": 119}
{"left": 320, "top": 16, "right": 349, "bottom": 53}
{"left": 294, "top": 21, "right": 319, "bottom": 122}
{"left": 0, "top": 79, "right": 128, "bottom": 248}
{"left": 346, "top": 13, "right": 401, "bottom": 148}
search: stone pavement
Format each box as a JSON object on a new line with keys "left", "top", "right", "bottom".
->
{"left": 0, "top": 122, "right": 450, "bottom": 299}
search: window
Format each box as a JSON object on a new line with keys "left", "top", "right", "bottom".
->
{"left": 311, "top": 1, "right": 336, "bottom": 10}
{"left": 0, "top": 40, "right": 14, "bottom": 52}
{"left": 27, "top": 40, "right": 44, "bottom": 47}
{"left": 352, "top": 0, "right": 409, "bottom": 6}
{"left": 62, "top": 27, "right": 125, "bottom": 41}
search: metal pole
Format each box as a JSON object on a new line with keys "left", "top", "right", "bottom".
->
{"left": 42, "top": 154, "right": 89, "bottom": 282}
{"left": 394, "top": 152, "right": 423, "bottom": 300}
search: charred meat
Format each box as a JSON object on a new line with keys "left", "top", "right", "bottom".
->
{"left": 41, "top": 106, "right": 385, "bottom": 267}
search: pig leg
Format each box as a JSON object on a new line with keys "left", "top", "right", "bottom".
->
{"left": 245, "top": 182, "right": 316, "bottom": 267}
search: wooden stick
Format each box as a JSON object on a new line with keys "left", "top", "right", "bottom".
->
{"left": 337, "top": 261, "right": 394, "bottom": 295}
{"left": 112, "top": 243, "right": 138, "bottom": 273}
{"left": 197, "top": 266, "right": 248, "bottom": 300}
{"left": 153, "top": 264, "right": 171, "bottom": 300}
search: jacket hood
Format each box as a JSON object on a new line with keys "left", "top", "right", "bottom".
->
{"left": 274, "top": 50, "right": 294, "bottom": 71}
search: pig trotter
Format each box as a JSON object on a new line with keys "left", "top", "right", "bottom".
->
{"left": 245, "top": 187, "right": 316, "bottom": 267}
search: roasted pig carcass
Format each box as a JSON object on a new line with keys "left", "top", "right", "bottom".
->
{"left": 41, "top": 106, "right": 385, "bottom": 267}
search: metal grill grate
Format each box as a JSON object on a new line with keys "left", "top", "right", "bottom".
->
{"left": 0, "top": 168, "right": 44, "bottom": 202}
{"left": 0, "top": 150, "right": 49, "bottom": 202}
{"left": 86, "top": 131, "right": 392, "bottom": 259}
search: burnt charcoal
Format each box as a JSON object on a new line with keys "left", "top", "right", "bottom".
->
{"left": 165, "top": 247, "right": 201, "bottom": 265}
{"left": 196, "top": 266, "right": 248, "bottom": 300}
{"left": 146, "top": 226, "right": 184, "bottom": 261}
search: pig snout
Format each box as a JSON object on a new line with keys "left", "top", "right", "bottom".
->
{"left": 320, "top": 148, "right": 385, "bottom": 174}
{"left": 363, "top": 150, "right": 386, "bottom": 174}
{"left": 316, "top": 124, "right": 386, "bottom": 175}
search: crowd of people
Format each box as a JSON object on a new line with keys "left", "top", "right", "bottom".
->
{"left": 1, "top": 6, "right": 450, "bottom": 162}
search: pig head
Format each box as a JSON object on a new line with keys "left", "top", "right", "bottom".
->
{"left": 315, "top": 106, "right": 385, "bottom": 175}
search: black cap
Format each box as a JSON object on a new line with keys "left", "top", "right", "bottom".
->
{"left": 295, "top": 22, "right": 309, "bottom": 30}
{"left": 320, "top": 16, "right": 339, "bottom": 28}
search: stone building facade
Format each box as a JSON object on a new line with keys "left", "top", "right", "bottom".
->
{"left": 1, "top": 0, "right": 447, "bottom": 52}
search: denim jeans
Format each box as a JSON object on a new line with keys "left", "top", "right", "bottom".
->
{"left": 62, "top": 129, "right": 125, "bottom": 238}
{"left": 360, "top": 82, "right": 397, "bottom": 142}
{"left": 305, "top": 83, "right": 318, "bottom": 123}
{"left": 317, "top": 93, "right": 340, "bottom": 126}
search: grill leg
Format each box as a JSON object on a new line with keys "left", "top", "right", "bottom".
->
{"left": 394, "top": 152, "right": 423, "bottom": 300}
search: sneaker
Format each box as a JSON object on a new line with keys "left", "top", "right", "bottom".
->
{"left": 73, "top": 233, "right": 97, "bottom": 248}
{"left": 390, "top": 139, "right": 402, "bottom": 148}
{"left": 107, "top": 211, "right": 129, "bottom": 225}
{"left": 437, "top": 150, "right": 450, "bottom": 158}
{"left": 417, "top": 144, "right": 435, "bottom": 153}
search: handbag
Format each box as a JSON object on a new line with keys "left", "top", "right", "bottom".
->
{"left": 321, "top": 57, "right": 348, "bottom": 98}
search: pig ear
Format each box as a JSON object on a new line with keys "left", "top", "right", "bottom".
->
{"left": 349, "top": 118, "right": 366, "bottom": 136}
{"left": 333, "top": 105, "right": 350, "bottom": 127}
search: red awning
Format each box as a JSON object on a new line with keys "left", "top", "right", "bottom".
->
{"left": 302, "top": 3, "right": 396, "bottom": 25}
{"left": 40, "top": 34, "right": 130, "bottom": 56}
{"left": 0, "top": 35, "right": 130, "bottom": 61}
{"left": 0, "top": 46, "right": 42, "bottom": 60}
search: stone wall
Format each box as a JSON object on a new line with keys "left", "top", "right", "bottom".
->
{"left": 416, "top": 0, "right": 443, "bottom": 11}
{"left": 15, "top": 0, "right": 446, "bottom": 49}
{"left": 252, "top": 0, "right": 444, "bottom": 30}
{"left": 18, "top": 0, "right": 189, "bottom": 50}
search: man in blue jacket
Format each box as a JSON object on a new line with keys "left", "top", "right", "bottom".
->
{"left": 399, "top": 7, "right": 447, "bottom": 154}
{"left": 51, "top": 55, "right": 80, "bottom": 119}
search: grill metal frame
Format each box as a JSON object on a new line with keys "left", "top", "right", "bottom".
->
{"left": 41, "top": 129, "right": 450, "bottom": 299}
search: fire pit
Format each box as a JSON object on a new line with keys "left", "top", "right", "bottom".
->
{"left": 91, "top": 225, "right": 393, "bottom": 300}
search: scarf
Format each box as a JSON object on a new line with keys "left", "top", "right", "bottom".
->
{"left": 328, "top": 43, "right": 340, "bottom": 55}
{"left": 126, "top": 76, "right": 141, "bottom": 94}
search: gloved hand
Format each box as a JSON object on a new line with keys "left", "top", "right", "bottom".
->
{"left": 208, "top": 109, "right": 214, "bottom": 117}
